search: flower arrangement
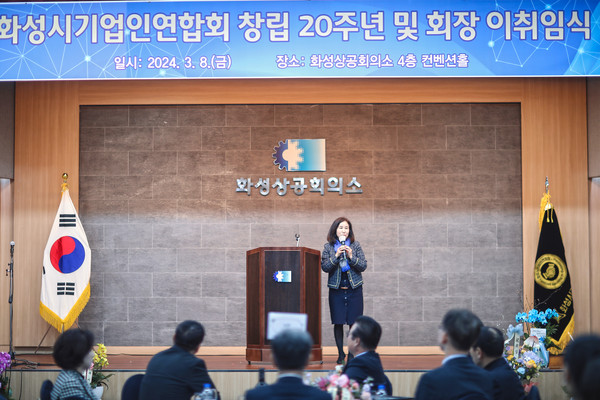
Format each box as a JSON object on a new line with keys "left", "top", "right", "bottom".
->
{"left": 505, "top": 350, "right": 543, "bottom": 391}
{"left": 0, "top": 352, "right": 13, "bottom": 400}
{"left": 515, "top": 308, "right": 560, "bottom": 347}
{"left": 313, "top": 366, "right": 373, "bottom": 400}
{"left": 504, "top": 308, "right": 559, "bottom": 392}
{"left": 90, "top": 344, "right": 113, "bottom": 389}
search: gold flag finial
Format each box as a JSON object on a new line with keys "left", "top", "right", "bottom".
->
{"left": 539, "top": 177, "right": 553, "bottom": 230}
{"left": 61, "top": 173, "right": 69, "bottom": 192}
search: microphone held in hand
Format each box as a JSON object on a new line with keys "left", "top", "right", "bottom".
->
{"left": 338, "top": 236, "right": 347, "bottom": 261}
{"left": 338, "top": 236, "right": 350, "bottom": 272}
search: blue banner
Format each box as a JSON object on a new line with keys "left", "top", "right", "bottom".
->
{"left": 0, "top": 0, "right": 598, "bottom": 80}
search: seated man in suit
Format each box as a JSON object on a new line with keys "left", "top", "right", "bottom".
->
{"left": 245, "top": 329, "right": 330, "bottom": 400}
{"left": 139, "top": 320, "right": 219, "bottom": 400}
{"left": 414, "top": 309, "right": 494, "bottom": 400}
{"left": 343, "top": 315, "right": 392, "bottom": 395}
{"left": 470, "top": 326, "right": 525, "bottom": 400}
{"left": 564, "top": 334, "right": 600, "bottom": 400}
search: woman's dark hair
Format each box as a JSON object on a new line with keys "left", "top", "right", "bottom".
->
{"left": 53, "top": 329, "right": 94, "bottom": 370}
{"left": 564, "top": 334, "right": 600, "bottom": 400}
{"left": 326, "top": 217, "right": 355, "bottom": 244}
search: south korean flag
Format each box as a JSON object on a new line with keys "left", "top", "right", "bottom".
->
{"left": 40, "top": 187, "right": 91, "bottom": 332}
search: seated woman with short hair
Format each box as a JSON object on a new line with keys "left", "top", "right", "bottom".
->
{"left": 51, "top": 329, "right": 97, "bottom": 400}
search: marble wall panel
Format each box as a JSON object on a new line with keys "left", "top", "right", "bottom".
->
{"left": 80, "top": 103, "right": 522, "bottom": 346}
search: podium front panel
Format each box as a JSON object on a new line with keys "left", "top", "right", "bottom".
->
{"left": 305, "top": 251, "right": 321, "bottom": 344}
{"left": 263, "top": 250, "right": 301, "bottom": 341}
{"left": 246, "top": 247, "right": 322, "bottom": 363}
{"left": 246, "top": 251, "right": 260, "bottom": 346}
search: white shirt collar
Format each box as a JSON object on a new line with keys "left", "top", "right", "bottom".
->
{"left": 278, "top": 372, "right": 303, "bottom": 379}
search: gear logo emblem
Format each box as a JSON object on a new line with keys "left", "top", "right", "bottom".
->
{"left": 272, "top": 139, "right": 326, "bottom": 172}
{"left": 273, "top": 139, "right": 304, "bottom": 171}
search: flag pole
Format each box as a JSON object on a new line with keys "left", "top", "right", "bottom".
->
{"left": 62, "top": 174, "right": 66, "bottom": 335}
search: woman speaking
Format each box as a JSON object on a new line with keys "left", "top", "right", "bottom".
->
{"left": 321, "top": 217, "right": 367, "bottom": 365}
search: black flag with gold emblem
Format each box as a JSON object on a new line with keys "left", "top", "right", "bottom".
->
{"left": 534, "top": 194, "right": 574, "bottom": 355}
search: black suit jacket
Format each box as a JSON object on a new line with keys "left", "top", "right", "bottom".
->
{"left": 485, "top": 358, "right": 525, "bottom": 400}
{"left": 245, "top": 376, "right": 331, "bottom": 400}
{"left": 415, "top": 356, "right": 494, "bottom": 400}
{"left": 139, "top": 345, "right": 218, "bottom": 400}
{"left": 342, "top": 351, "right": 393, "bottom": 395}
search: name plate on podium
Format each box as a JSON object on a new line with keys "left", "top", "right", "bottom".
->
{"left": 273, "top": 271, "right": 292, "bottom": 282}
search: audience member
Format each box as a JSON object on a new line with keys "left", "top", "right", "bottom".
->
{"left": 414, "top": 309, "right": 494, "bottom": 400}
{"left": 139, "top": 320, "right": 219, "bottom": 400}
{"left": 51, "top": 328, "right": 97, "bottom": 400}
{"left": 244, "top": 329, "right": 330, "bottom": 400}
{"left": 564, "top": 334, "right": 600, "bottom": 400}
{"left": 343, "top": 315, "right": 392, "bottom": 395}
{"left": 470, "top": 326, "right": 525, "bottom": 400}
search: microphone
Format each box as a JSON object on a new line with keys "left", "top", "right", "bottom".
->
{"left": 338, "top": 236, "right": 347, "bottom": 261}
{"left": 295, "top": 233, "right": 300, "bottom": 247}
{"left": 256, "top": 368, "right": 267, "bottom": 387}
{"left": 10, "top": 241, "right": 14, "bottom": 257}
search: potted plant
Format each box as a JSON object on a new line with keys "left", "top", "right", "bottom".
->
{"left": 89, "top": 344, "right": 114, "bottom": 399}
{"left": 0, "top": 352, "right": 13, "bottom": 400}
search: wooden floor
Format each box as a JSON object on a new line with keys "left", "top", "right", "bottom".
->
{"left": 11, "top": 353, "right": 445, "bottom": 371}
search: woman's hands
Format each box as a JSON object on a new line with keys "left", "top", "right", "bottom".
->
{"left": 336, "top": 245, "right": 353, "bottom": 260}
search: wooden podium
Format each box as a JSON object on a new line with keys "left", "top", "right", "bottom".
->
{"left": 246, "top": 247, "right": 322, "bottom": 363}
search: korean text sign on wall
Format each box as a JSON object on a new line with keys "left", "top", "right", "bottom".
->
{"left": 0, "top": 0, "right": 598, "bottom": 80}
